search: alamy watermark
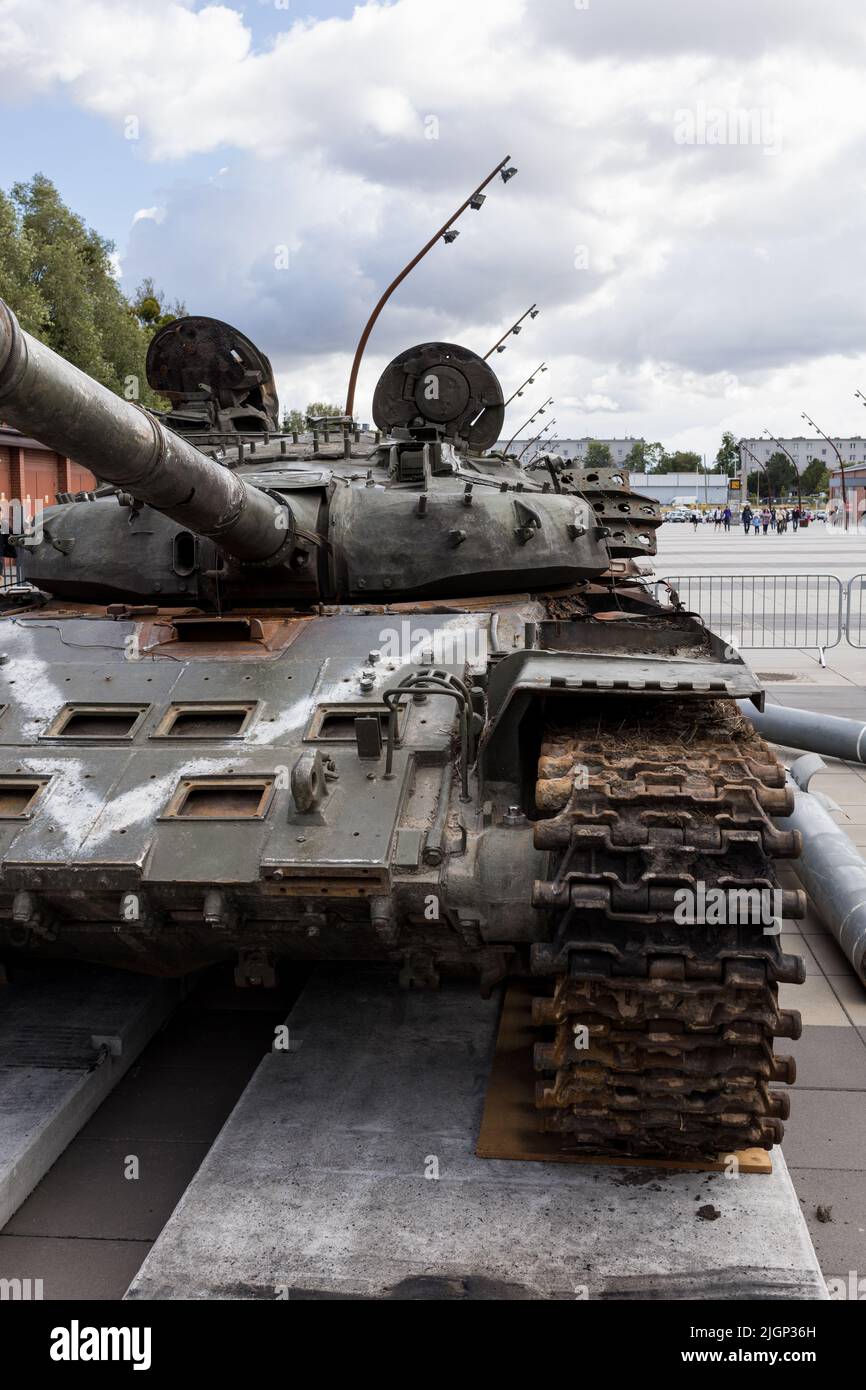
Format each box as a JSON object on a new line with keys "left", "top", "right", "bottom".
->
{"left": 827, "top": 1270, "right": 866, "bottom": 1299}
{"left": 826, "top": 498, "right": 866, "bottom": 533}
{"left": 673, "top": 882, "right": 783, "bottom": 934}
{"left": 0, "top": 498, "right": 44, "bottom": 545}
{"left": 674, "top": 103, "right": 781, "bottom": 156}
{"left": 1, "top": 1276, "right": 43, "bottom": 1300}
{"left": 377, "top": 619, "right": 488, "bottom": 667}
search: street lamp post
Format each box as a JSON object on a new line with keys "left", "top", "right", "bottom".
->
{"left": 517, "top": 419, "right": 556, "bottom": 462}
{"left": 763, "top": 427, "right": 802, "bottom": 511}
{"left": 503, "top": 363, "right": 547, "bottom": 408}
{"left": 801, "top": 412, "right": 848, "bottom": 528}
{"left": 503, "top": 397, "right": 554, "bottom": 455}
{"left": 484, "top": 305, "right": 539, "bottom": 360}
{"left": 738, "top": 439, "right": 771, "bottom": 504}
{"left": 344, "top": 154, "right": 517, "bottom": 419}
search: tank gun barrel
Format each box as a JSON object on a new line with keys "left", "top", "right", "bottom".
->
{"left": 0, "top": 299, "right": 291, "bottom": 565}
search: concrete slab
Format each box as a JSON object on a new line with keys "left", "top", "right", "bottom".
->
{"left": 127, "top": 966, "right": 827, "bottom": 1302}
{"left": 0, "top": 965, "right": 182, "bottom": 1228}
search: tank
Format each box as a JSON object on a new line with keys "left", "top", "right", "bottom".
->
{"left": 0, "top": 299, "right": 804, "bottom": 1158}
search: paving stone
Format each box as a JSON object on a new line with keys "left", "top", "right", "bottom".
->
{"left": 799, "top": 911, "right": 831, "bottom": 938}
{"left": 808, "top": 935, "right": 857, "bottom": 977}
{"left": 0, "top": 1234, "right": 149, "bottom": 1301}
{"left": 782, "top": 1027, "right": 866, "bottom": 1090}
{"left": 83, "top": 1072, "right": 250, "bottom": 1144}
{"left": 3, "top": 1138, "right": 209, "bottom": 1242}
{"left": 780, "top": 977, "right": 850, "bottom": 1026}
{"left": 786, "top": 1169, "right": 866, "bottom": 1288}
{"left": 828, "top": 975, "right": 866, "bottom": 1027}
{"left": 783, "top": 1091, "right": 866, "bottom": 1170}
{"left": 782, "top": 934, "right": 818, "bottom": 975}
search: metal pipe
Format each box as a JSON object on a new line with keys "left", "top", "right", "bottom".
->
{"left": 777, "top": 773, "right": 866, "bottom": 984}
{"left": 737, "top": 700, "right": 866, "bottom": 764}
{"left": 0, "top": 299, "right": 291, "bottom": 564}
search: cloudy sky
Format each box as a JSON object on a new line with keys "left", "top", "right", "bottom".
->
{"left": 2, "top": 0, "right": 866, "bottom": 457}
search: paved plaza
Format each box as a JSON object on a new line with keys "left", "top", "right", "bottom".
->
{"left": 656, "top": 519, "right": 866, "bottom": 1287}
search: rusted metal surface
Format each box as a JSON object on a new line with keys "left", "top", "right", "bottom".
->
{"left": 530, "top": 700, "right": 805, "bottom": 1158}
{"left": 146, "top": 316, "right": 280, "bottom": 435}
{"left": 135, "top": 615, "right": 309, "bottom": 660}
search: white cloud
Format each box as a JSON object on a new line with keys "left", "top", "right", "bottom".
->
{"left": 132, "top": 206, "right": 166, "bottom": 225}
{"left": 3, "top": 0, "right": 866, "bottom": 450}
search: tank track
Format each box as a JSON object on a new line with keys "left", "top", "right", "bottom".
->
{"left": 530, "top": 698, "right": 806, "bottom": 1159}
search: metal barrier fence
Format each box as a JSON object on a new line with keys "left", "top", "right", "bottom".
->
{"left": 657, "top": 574, "right": 845, "bottom": 660}
{"left": 847, "top": 574, "right": 866, "bottom": 649}
{"left": 0, "top": 558, "right": 20, "bottom": 589}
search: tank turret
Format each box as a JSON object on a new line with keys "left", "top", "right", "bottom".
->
{"left": 0, "top": 306, "right": 644, "bottom": 606}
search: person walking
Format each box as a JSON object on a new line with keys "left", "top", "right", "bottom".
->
{"left": 753, "top": 511, "right": 762, "bottom": 535}
{"left": 691, "top": 511, "right": 700, "bottom": 531}
{"left": 792, "top": 507, "right": 800, "bottom": 532}
{"left": 723, "top": 506, "right": 732, "bottom": 532}
{"left": 713, "top": 507, "right": 721, "bottom": 531}
{"left": 761, "top": 506, "right": 771, "bottom": 535}
{"left": 742, "top": 504, "right": 753, "bottom": 534}
{"left": 770, "top": 506, "right": 777, "bottom": 531}
{"left": 777, "top": 508, "right": 788, "bottom": 535}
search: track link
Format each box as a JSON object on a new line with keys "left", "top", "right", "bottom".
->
{"left": 530, "top": 698, "right": 805, "bottom": 1159}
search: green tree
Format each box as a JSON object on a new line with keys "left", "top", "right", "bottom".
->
{"left": 281, "top": 401, "right": 343, "bottom": 433}
{"left": 306, "top": 400, "right": 343, "bottom": 420}
{"left": 4, "top": 174, "right": 170, "bottom": 407}
{"left": 715, "top": 430, "right": 739, "bottom": 477}
{"left": 624, "top": 439, "right": 665, "bottom": 472}
{"left": 800, "top": 458, "right": 829, "bottom": 495}
{"left": 583, "top": 439, "right": 613, "bottom": 468}
{"left": 765, "top": 450, "right": 798, "bottom": 497}
{"left": 281, "top": 408, "right": 305, "bottom": 434}
{"left": 651, "top": 449, "right": 702, "bottom": 474}
{"left": 0, "top": 188, "right": 47, "bottom": 334}
{"left": 131, "top": 277, "right": 186, "bottom": 336}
